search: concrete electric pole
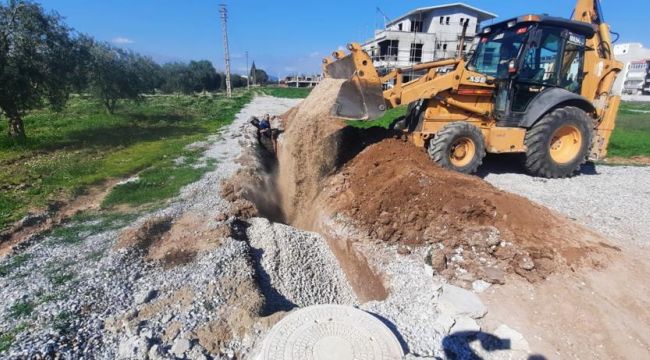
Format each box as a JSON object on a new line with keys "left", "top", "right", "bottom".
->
{"left": 246, "top": 51, "right": 250, "bottom": 89}
{"left": 219, "top": 4, "right": 232, "bottom": 98}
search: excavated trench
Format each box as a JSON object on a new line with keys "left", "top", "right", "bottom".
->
{"left": 237, "top": 117, "right": 391, "bottom": 303}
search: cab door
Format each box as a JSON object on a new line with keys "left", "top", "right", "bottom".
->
{"left": 515, "top": 29, "right": 586, "bottom": 106}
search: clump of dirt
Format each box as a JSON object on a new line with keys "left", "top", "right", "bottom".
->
{"left": 116, "top": 216, "right": 172, "bottom": 250}
{"left": 116, "top": 213, "right": 224, "bottom": 267}
{"left": 321, "top": 138, "right": 610, "bottom": 285}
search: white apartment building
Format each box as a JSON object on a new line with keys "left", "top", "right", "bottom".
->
{"left": 613, "top": 43, "right": 650, "bottom": 95}
{"left": 362, "top": 3, "right": 496, "bottom": 73}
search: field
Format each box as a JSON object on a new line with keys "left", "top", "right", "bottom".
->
{"left": 0, "top": 92, "right": 251, "bottom": 230}
{"left": 258, "top": 87, "right": 313, "bottom": 99}
{"left": 608, "top": 102, "right": 650, "bottom": 158}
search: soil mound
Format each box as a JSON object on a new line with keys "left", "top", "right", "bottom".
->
{"left": 321, "top": 138, "right": 610, "bottom": 284}
{"left": 276, "top": 78, "right": 348, "bottom": 228}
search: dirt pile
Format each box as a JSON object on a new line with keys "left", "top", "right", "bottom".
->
{"left": 276, "top": 78, "right": 348, "bottom": 228}
{"left": 116, "top": 213, "right": 226, "bottom": 267}
{"left": 320, "top": 138, "right": 611, "bottom": 284}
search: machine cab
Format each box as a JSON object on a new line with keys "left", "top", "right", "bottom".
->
{"left": 467, "top": 15, "right": 596, "bottom": 127}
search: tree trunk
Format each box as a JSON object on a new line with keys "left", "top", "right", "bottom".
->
{"left": 7, "top": 115, "right": 26, "bottom": 142}
{"left": 103, "top": 98, "right": 116, "bottom": 115}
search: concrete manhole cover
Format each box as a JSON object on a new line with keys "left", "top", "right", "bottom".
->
{"left": 258, "top": 304, "right": 404, "bottom": 360}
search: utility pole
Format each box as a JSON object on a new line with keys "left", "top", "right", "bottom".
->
{"left": 245, "top": 51, "right": 250, "bottom": 89}
{"left": 219, "top": 4, "right": 232, "bottom": 98}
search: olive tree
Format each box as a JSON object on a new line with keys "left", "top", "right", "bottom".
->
{"left": 0, "top": 0, "right": 76, "bottom": 141}
{"left": 87, "top": 42, "right": 159, "bottom": 114}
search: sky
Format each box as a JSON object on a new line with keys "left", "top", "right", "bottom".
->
{"left": 38, "top": 0, "right": 650, "bottom": 78}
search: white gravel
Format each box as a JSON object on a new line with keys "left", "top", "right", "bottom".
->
{"left": 483, "top": 165, "right": 650, "bottom": 248}
{"left": 246, "top": 217, "right": 357, "bottom": 311}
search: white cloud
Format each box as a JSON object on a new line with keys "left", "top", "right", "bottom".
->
{"left": 111, "top": 37, "right": 135, "bottom": 45}
{"left": 309, "top": 51, "right": 321, "bottom": 58}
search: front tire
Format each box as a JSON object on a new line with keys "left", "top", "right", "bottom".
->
{"left": 428, "top": 122, "right": 486, "bottom": 174}
{"left": 524, "top": 106, "right": 593, "bottom": 178}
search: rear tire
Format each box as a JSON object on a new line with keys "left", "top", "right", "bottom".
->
{"left": 524, "top": 106, "right": 593, "bottom": 178}
{"left": 428, "top": 122, "right": 486, "bottom": 174}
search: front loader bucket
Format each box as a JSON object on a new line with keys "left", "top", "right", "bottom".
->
{"left": 323, "top": 43, "right": 386, "bottom": 121}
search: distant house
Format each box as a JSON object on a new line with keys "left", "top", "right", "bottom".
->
{"left": 613, "top": 43, "right": 650, "bottom": 96}
{"left": 362, "top": 3, "right": 496, "bottom": 73}
{"left": 282, "top": 74, "right": 323, "bottom": 88}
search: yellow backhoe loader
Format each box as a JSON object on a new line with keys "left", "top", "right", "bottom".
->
{"left": 323, "top": 0, "right": 622, "bottom": 178}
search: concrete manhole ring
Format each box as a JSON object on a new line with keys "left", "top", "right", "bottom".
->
{"left": 258, "top": 304, "right": 404, "bottom": 360}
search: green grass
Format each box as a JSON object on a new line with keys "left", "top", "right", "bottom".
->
{"left": 0, "top": 323, "right": 28, "bottom": 353}
{"left": 608, "top": 102, "right": 650, "bottom": 158}
{"left": 101, "top": 150, "right": 216, "bottom": 208}
{"left": 0, "top": 91, "right": 252, "bottom": 230}
{"left": 259, "top": 87, "right": 312, "bottom": 99}
{"left": 52, "top": 311, "right": 74, "bottom": 334}
{"left": 8, "top": 301, "right": 35, "bottom": 319}
{"left": 47, "top": 211, "right": 136, "bottom": 245}
{"left": 346, "top": 106, "right": 407, "bottom": 129}
{"left": 0, "top": 253, "right": 32, "bottom": 278}
{"left": 44, "top": 260, "right": 75, "bottom": 286}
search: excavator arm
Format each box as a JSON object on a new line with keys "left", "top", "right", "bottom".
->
{"left": 572, "top": 0, "right": 623, "bottom": 159}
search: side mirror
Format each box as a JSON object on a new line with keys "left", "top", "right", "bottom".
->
{"left": 508, "top": 60, "right": 518, "bottom": 75}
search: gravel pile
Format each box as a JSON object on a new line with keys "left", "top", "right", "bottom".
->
{"left": 484, "top": 165, "right": 650, "bottom": 248}
{"left": 246, "top": 217, "right": 357, "bottom": 312}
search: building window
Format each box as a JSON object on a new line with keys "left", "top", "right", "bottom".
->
{"left": 460, "top": 17, "right": 464, "bottom": 24}
{"left": 411, "top": 20, "right": 423, "bottom": 32}
{"left": 436, "top": 43, "right": 441, "bottom": 50}
{"left": 398, "top": 23, "right": 403, "bottom": 31}
{"left": 440, "top": 16, "right": 444, "bottom": 24}
{"left": 378, "top": 39, "right": 399, "bottom": 61}
{"left": 443, "top": 44, "right": 448, "bottom": 50}
{"left": 410, "top": 43, "right": 423, "bottom": 63}
{"left": 446, "top": 17, "right": 450, "bottom": 25}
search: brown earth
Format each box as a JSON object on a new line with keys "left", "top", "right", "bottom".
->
{"left": 480, "top": 246, "right": 650, "bottom": 358}
{"left": 0, "top": 179, "right": 119, "bottom": 256}
{"left": 603, "top": 155, "right": 650, "bottom": 165}
{"left": 115, "top": 212, "right": 226, "bottom": 267}
{"left": 317, "top": 138, "right": 615, "bottom": 285}
{"left": 276, "top": 78, "right": 349, "bottom": 229}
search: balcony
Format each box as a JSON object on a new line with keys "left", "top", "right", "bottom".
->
{"left": 366, "top": 30, "right": 437, "bottom": 46}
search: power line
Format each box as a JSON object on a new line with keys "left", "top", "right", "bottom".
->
{"left": 219, "top": 4, "right": 232, "bottom": 98}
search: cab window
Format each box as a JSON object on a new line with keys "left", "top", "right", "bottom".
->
{"left": 560, "top": 38, "right": 585, "bottom": 93}
{"left": 518, "top": 29, "right": 562, "bottom": 85}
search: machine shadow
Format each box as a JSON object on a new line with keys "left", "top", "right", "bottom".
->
{"left": 442, "top": 331, "right": 548, "bottom": 360}
{"left": 476, "top": 153, "right": 599, "bottom": 178}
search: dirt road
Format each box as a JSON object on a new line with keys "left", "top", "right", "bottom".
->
{"left": 483, "top": 163, "right": 650, "bottom": 248}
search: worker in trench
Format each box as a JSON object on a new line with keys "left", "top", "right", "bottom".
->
{"left": 250, "top": 114, "right": 282, "bottom": 154}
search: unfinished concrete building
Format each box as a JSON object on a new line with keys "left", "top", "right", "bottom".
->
{"left": 613, "top": 43, "right": 650, "bottom": 95}
{"left": 362, "top": 3, "right": 496, "bottom": 75}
